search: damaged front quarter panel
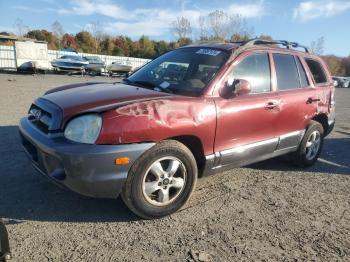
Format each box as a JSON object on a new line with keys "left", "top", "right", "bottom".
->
{"left": 95, "top": 97, "right": 217, "bottom": 155}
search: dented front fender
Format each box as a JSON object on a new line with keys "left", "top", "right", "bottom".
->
{"left": 96, "top": 97, "right": 217, "bottom": 155}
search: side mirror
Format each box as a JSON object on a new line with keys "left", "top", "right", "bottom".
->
{"left": 0, "top": 219, "right": 11, "bottom": 262}
{"left": 220, "top": 79, "right": 251, "bottom": 98}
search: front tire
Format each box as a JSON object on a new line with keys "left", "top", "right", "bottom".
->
{"left": 121, "top": 140, "right": 198, "bottom": 219}
{"left": 292, "top": 121, "right": 324, "bottom": 167}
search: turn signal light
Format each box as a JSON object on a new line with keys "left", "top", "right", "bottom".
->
{"left": 115, "top": 157, "right": 130, "bottom": 165}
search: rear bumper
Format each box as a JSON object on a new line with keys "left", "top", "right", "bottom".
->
{"left": 326, "top": 108, "right": 336, "bottom": 136}
{"left": 19, "top": 117, "right": 154, "bottom": 198}
{"left": 326, "top": 119, "right": 335, "bottom": 136}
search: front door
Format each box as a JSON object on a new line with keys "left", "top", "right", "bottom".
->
{"left": 214, "top": 51, "right": 280, "bottom": 167}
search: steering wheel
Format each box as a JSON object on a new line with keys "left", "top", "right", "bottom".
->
{"left": 148, "top": 68, "right": 165, "bottom": 81}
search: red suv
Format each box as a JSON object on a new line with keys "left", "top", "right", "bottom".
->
{"left": 19, "top": 39, "right": 335, "bottom": 219}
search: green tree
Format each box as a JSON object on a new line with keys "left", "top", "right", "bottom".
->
{"left": 100, "top": 36, "right": 115, "bottom": 55}
{"left": 177, "top": 37, "right": 192, "bottom": 47}
{"left": 112, "top": 46, "right": 124, "bottom": 56}
{"left": 342, "top": 56, "right": 350, "bottom": 76}
{"left": 113, "top": 36, "right": 133, "bottom": 57}
{"left": 154, "top": 40, "right": 169, "bottom": 57}
{"left": 259, "top": 34, "right": 273, "bottom": 41}
{"left": 25, "top": 30, "right": 58, "bottom": 49}
{"left": 75, "top": 31, "right": 95, "bottom": 53}
{"left": 138, "top": 35, "right": 156, "bottom": 58}
{"left": 322, "top": 55, "right": 346, "bottom": 76}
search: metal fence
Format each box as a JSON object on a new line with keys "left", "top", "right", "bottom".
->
{"left": 0, "top": 45, "right": 16, "bottom": 69}
{"left": 0, "top": 45, "right": 151, "bottom": 70}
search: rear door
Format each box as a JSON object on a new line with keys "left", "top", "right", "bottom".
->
{"left": 303, "top": 57, "right": 335, "bottom": 127}
{"left": 272, "top": 53, "right": 317, "bottom": 150}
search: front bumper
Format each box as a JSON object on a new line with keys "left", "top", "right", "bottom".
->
{"left": 19, "top": 117, "right": 154, "bottom": 198}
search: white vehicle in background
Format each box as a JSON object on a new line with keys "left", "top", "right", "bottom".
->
{"left": 106, "top": 61, "right": 133, "bottom": 75}
{"left": 83, "top": 56, "right": 105, "bottom": 73}
{"left": 344, "top": 77, "right": 350, "bottom": 88}
{"left": 332, "top": 76, "right": 350, "bottom": 88}
{"left": 51, "top": 55, "right": 89, "bottom": 71}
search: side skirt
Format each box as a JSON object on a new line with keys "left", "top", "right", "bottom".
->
{"left": 202, "top": 130, "right": 304, "bottom": 176}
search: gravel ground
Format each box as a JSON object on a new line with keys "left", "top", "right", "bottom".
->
{"left": 0, "top": 73, "right": 349, "bottom": 261}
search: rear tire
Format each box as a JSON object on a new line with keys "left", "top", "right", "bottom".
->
{"left": 121, "top": 140, "right": 198, "bottom": 219}
{"left": 292, "top": 120, "right": 324, "bottom": 167}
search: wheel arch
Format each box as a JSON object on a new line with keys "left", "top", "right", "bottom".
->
{"left": 167, "top": 135, "right": 206, "bottom": 176}
{"left": 312, "top": 113, "right": 328, "bottom": 134}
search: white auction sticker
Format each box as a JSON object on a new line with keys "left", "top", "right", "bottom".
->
{"left": 159, "top": 81, "right": 170, "bottom": 88}
{"left": 196, "top": 49, "right": 221, "bottom": 56}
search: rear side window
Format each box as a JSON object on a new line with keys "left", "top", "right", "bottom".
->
{"left": 229, "top": 53, "right": 271, "bottom": 93}
{"left": 273, "top": 53, "right": 300, "bottom": 90}
{"left": 305, "top": 58, "right": 328, "bottom": 84}
{"left": 296, "top": 57, "right": 309, "bottom": 87}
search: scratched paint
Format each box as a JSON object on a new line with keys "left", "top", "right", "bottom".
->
{"left": 96, "top": 98, "right": 217, "bottom": 155}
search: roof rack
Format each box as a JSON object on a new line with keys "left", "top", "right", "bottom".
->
{"left": 231, "top": 38, "right": 310, "bottom": 53}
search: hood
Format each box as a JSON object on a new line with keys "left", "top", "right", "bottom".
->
{"left": 41, "top": 82, "right": 172, "bottom": 125}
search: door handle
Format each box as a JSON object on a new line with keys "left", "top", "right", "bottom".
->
{"left": 265, "top": 101, "right": 280, "bottom": 110}
{"left": 307, "top": 97, "right": 321, "bottom": 104}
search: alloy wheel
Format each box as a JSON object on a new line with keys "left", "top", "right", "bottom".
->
{"left": 305, "top": 130, "right": 321, "bottom": 161}
{"left": 142, "top": 157, "right": 187, "bottom": 206}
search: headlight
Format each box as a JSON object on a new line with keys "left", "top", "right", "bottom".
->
{"left": 64, "top": 114, "right": 102, "bottom": 144}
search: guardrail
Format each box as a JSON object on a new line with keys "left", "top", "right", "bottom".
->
{"left": 0, "top": 45, "right": 151, "bottom": 70}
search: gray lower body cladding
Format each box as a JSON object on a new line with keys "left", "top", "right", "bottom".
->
{"left": 202, "top": 130, "right": 305, "bottom": 176}
{"left": 19, "top": 117, "right": 154, "bottom": 199}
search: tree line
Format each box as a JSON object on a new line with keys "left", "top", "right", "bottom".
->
{"left": 1, "top": 12, "right": 349, "bottom": 76}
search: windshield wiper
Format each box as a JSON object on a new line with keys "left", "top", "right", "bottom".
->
{"left": 122, "top": 78, "right": 139, "bottom": 87}
{"left": 125, "top": 79, "right": 172, "bottom": 93}
{"left": 133, "top": 80, "right": 157, "bottom": 88}
{"left": 122, "top": 79, "right": 155, "bottom": 89}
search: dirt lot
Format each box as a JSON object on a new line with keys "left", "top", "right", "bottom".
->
{"left": 0, "top": 73, "right": 349, "bottom": 261}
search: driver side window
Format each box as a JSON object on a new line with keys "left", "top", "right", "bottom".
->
{"left": 228, "top": 52, "right": 271, "bottom": 93}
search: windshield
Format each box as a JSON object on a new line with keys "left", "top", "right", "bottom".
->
{"left": 61, "top": 55, "right": 84, "bottom": 61}
{"left": 127, "top": 47, "right": 229, "bottom": 97}
{"left": 84, "top": 56, "right": 102, "bottom": 61}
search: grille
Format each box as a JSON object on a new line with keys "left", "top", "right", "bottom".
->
{"left": 28, "top": 99, "right": 62, "bottom": 134}
{"left": 29, "top": 104, "right": 52, "bottom": 133}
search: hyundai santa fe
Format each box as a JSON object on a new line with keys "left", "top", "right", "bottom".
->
{"left": 19, "top": 39, "right": 335, "bottom": 219}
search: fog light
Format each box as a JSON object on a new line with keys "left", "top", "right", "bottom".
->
{"left": 115, "top": 157, "right": 130, "bottom": 165}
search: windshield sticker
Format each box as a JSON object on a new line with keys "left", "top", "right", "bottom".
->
{"left": 196, "top": 49, "right": 221, "bottom": 56}
{"left": 159, "top": 81, "right": 170, "bottom": 88}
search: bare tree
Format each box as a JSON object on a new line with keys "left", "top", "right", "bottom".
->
{"left": 207, "top": 10, "right": 229, "bottom": 40}
{"left": 14, "top": 18, "right": 29, "bottom": 36}
{"left": 310, "top": 37, "right": 325, "bottom": 55}
{"left": 86, "top": 21, "right": 103, "bottom": 53}
{"left": 52, "top": 21, "right": 64, "bottom": 48}
{"left": 171, "top": 16, "right": 192, "bottom": 40}
{"left": 199, "top": 10, "right": 252, "bottom": 41}
{"left": 198, "top": 15, "right": 208, "bottom": 40}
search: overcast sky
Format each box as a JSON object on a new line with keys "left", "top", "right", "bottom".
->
{"left": 1, "top": 0, "right": 350, "bottom": 56}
